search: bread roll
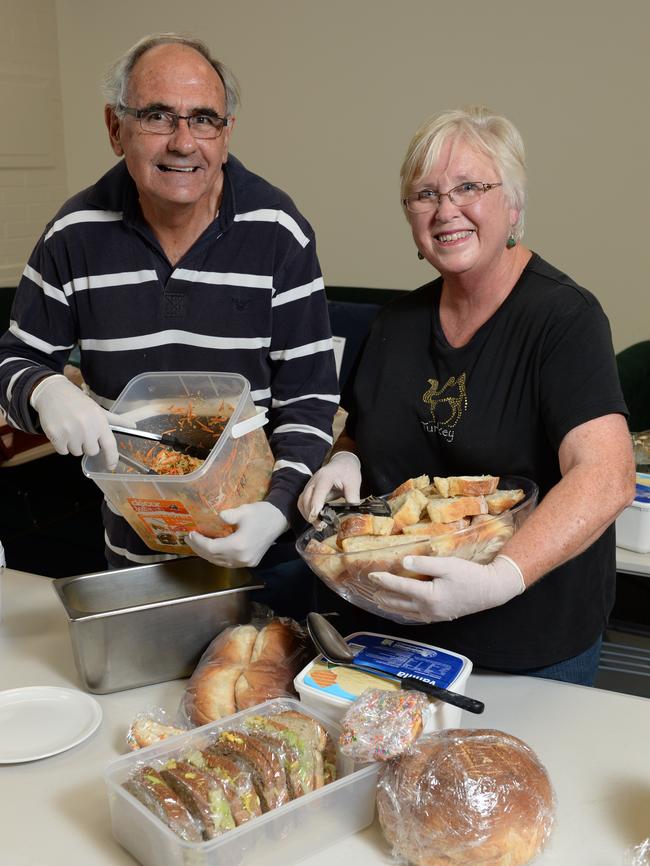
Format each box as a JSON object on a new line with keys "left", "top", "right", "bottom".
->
{"left": 185, "top": 620, "right": 306, "bottom": 724}
{"left": 235, "top": 620, "right": 305, "bottom": 709}
{"left": 377, "top": 729, "right": 555, "bottom": 866}
{"left": 206, "top": 624, "right": 258, "bottom": 665}
{"left": 187, "top": 663, "right": 243, "bottom": 724}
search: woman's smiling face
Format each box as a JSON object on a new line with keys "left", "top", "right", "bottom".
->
{"left": 408, "top": 136, "right": 519, "bottom": 280}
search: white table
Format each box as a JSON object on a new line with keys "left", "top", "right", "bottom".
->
{"left": 1, "top": 567, "right": 649, "bottom": 866}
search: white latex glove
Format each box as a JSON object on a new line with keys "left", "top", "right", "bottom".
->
{"left": 186, "top": 501, "right": 290, "bottom": 568}
{"left": 369, "top": 554, "right": 526, "bottom": 623}
{"left": 298, "top": 451, "right": 362, "bottom": 523}
{"left": 30, "top": 374, "right": 127, "bottom": 470}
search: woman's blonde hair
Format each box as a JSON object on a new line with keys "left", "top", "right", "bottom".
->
{"left": 400, "top": 106, "right": 527, "bottom": 240}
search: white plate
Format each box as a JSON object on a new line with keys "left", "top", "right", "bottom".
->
{"left": 0, "top": 686, "right": 102, "bottom": 763}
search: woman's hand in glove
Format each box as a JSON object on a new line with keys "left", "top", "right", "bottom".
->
{"left": 298, "top": 451, "right": 362, "bottom": 523}
{"left": 187, "top": 502, "right": 290, "bottom": 569}
{"left": 368, "top": 554, "right": 526, "bottom": 622}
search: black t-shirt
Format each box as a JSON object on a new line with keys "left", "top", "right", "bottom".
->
{"left": 334, "top": 253, "right": 627, "bottom": 670}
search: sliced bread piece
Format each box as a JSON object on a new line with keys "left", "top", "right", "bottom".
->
{"left": 425, "top": 495, "right": 488, "bottom": 523}
{"left": 401, "top": 517, "right": 470, "bottom": 536}
{"left": 390, "top": 489, "right": 429, "bottom": 530}
{"left": 433, "top": 475, "right": 499, "bottom": 497}
{"left": 338, "top": 514, "right": 395, "bottom": 539}
{"left": 387, "top": 474, "right": 431, "bottom": 500}
{"left": 484, "top": 488, "right": 525, "bottom": 514}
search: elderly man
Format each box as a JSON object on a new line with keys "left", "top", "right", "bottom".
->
{"left": 0, "top": 33, "right": 338, "bottom": 587}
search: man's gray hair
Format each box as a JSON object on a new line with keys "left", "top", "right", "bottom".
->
{"left": 102, "top": 32, "right": 240, "bottom": 116}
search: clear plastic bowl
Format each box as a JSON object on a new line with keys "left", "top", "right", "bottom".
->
{"left": 296, "top": 475, "right": 538, "bottom": 624}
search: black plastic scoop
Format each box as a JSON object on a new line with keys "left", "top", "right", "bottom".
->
{"left": 109, "top": 424, "right": 213, "bottom": 460}
{"left": 306, "top": 612, "right": 484, "bottom": 715}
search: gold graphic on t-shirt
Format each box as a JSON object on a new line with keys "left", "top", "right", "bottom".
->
{"left": 422, "top": 373, "right": 467, "bottom": 427}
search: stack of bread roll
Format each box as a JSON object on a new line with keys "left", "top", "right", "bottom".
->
{"left": 304, "top": 474, "right": 526, "bottom": 586}
{"left": 183, "top": 619, "right": 309, "bottom": 726}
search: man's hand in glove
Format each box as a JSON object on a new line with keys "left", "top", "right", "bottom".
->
{"left": 369, "top": 554, "right": 526, "bottom": 622}
{"left": 30, "top": 374, "right": 126, "bottom": 470}
{"left": 298, "top": 451, "right": 362, "bottom": 523}
{"left": 187, "top": 502, "right": 290, "bottom": 569}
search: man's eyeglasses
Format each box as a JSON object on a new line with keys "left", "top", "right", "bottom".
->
{"left": 403, "top": 181, "right": 503, "bottom": 214}
{"left": 119, "top": 106, "right": 229, "bottom": 139}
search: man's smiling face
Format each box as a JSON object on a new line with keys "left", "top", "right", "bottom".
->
{"left": 105, "top": 43, "right": 233, "bottom": 220}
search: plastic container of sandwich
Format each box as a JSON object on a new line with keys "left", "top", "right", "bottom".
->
{"left": 616, "top": 473, "right": 650, "bottom": 553}
{"left": 104, "top": 697, "right": 379, "bottom": 866}
{"left": 83, "top": 372, "right": 274, "bottom": 555}
{"left": 295, "top": 631, "right": 473, "bottom": 731}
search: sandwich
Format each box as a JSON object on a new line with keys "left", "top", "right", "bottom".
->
{"left": 207, "top": 730, "right": 290, "bottom": 812}
{"left": 188, "top": 749, "right": 263, "bottom": 825}
{"left": 123, "top": 766, "right": 203, "bottom": 842}
{"left": 160, "top": 760, "right": 236, "bottom": 840}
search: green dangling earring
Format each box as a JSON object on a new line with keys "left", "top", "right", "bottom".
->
{"left": 506, "top": 234, "right": 517, "bottom": 249}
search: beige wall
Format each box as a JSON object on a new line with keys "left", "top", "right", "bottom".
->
{"left": 0, "top": 0, "right": 67, "bottom": 286}
{"left": 26, "top": 0, "right": 650, "bottom": 352}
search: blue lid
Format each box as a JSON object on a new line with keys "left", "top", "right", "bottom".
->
{"left": 345, "top": 633, "right": 465, "bottom": 689}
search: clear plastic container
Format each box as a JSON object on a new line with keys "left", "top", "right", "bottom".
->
{"left": 83, "top": 372, "right": 274, "bottom": 554}
{"left": 294, "top": 631, "right": 473, "bottom": 731}
{"left": 104, "top": 697, "right": 379, "bottom": 866}
{"left": 616, "top": 473, "right": 650, "bottom": 553}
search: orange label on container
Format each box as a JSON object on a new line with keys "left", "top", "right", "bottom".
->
{"left": 127, "top": 498, "right": 197, "bottom": 549}
{"left": 127, "top": 498, "right": 190, "bottom": 515}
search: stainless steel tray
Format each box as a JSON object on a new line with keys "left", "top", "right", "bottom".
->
{"left": 53, "top": 558, "right": 262, "bottom": 694}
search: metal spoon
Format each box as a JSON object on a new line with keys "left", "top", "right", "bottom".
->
{"left": 306, "top": 612, "right": 484, "bottom": 715}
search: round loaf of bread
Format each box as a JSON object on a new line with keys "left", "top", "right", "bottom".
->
{"left": 377, "top": 729, "right": 555, "bottom": 866}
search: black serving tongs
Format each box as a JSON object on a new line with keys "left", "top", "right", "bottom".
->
{"left": 319, "top": 495, "right": 391, "bottom": 528}
{"left": 109, "top": 424, "right": 213, "bottom": 460}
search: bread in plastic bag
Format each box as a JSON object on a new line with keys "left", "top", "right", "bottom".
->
{"left": 182, "top": 615, "right": 310, "bottom": 725}
{"left": 339, "top": 688, "right": 430, "bottom": 761}
{"left": 376, "top": 728, "right": 555, "bottom": 866}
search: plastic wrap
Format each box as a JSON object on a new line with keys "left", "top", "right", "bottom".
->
{"left": 181, "top": 615, "right": 310, "bottom": 726}
{"left": 121, "top": 700, "right": 337, "bottom": 842}
{"left": 626, "top": 839, "right": 650, "bottom": 866}
{"left": 126, "top": 707, "right": 191, "bottom": 751}
{"left": 296, "top": 475, "right": 537, "bottom": 625}
{"left": 376, "top": 728, "right": 556, "bottom": 866}
{"left": 338, "top": 688, "right": 430, "bottom": 761}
